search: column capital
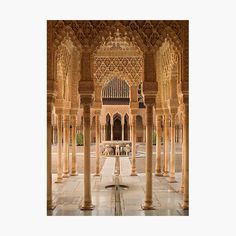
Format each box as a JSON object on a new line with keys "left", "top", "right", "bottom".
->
{"left": 130, "top": 109, "right": 138, "bottom": 115}
{"left": 144, "top": 95, "right": 156, "bottom": 106}
{"left": 70, "top": 114, "right": 77, "bottom": 126}
{"left": 63, "top": 114, "right": 70, "bottom": 123}
{"left": 163, "top": 108, "right": 170, "bottom": 116}
{"left": 94, "top": 109, "right": 101, "bottom": 116}
{"left": 47, "top": 92, "right": 56, "bottom": 106}
{"left": 156, "top": 108, "right": 164, "bottom": 116}
{"left": 169, "top": 107, "right": 178, "bottom": 116}
{"left": 178, "top": 103, "right": 189, "bottom": 118}
{"left": 170, "top": 114, "right": 176, "bottom": 126}
{"left": 167, "top": 98, "right": 179, "bottom": 113}
{"left": 70, "top": 108, "right": 78, "bottom": 116}
{"left": 80, "top": 95, "right": 93, "bottom": 107}
{"left": 55, "top": 99, "right": 71, "bottom": 113}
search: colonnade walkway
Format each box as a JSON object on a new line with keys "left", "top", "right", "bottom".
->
{"left": 49, "top": 156, "right": 188, "bottom": 216}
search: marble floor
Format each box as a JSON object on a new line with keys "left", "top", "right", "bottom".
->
{"left": 48, "top": 156, "right": 188, "bottom": 216}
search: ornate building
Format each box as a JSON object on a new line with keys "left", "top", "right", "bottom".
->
{"left": 47, "top": 20, "right": 189, "bottom": 215}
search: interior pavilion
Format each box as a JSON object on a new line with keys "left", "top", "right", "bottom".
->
{"left": 47, "top": 20, "right": 189, "bottom": 216}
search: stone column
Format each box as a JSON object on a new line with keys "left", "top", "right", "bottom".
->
{"left": 111, "top": 120, "right": 113, "bottom": 141}
{"left": 163, "top": 112, "right": 170, "bottom": 177}
{"left": 47, "top": 22, "right": 56, "bottom": 210}
{"left": 142, "top": 99, "right": 155, "bottom": 209}
{"left": 155, "top": 114, "right": 162, "bottom": 176}
{"left": 47, "top": 102, "right": 56, "bottom": 210}
{"left": 101, "top": 125, "right": 105, "bottom": 142}
{"left": 63, "top": 114, "right": 70, "bottom": 177}
{"left": 131, "top": 113, "right": 137, "bottom": 176}
{"left": 176, "top": 125, "right": 179, "bottom": 143}
{"left": 121, "top": 122, "right": 124, "bottom": 141}
{"left": 52, "top": 125, "right": 56, "bottom": 144}
{"left": 55, "top": 114, "right": 63, "bottom": 183}
{"left": 168, "top": 114, "right": 177, "bottom": 182}
{"left": 71, "top": 115, "right": 78, "bottom": 176}
{"left": 143, "top": 125, "right": 146, "bottom": 142}
{"left": 129, "top": 124, "right": 132, "bottom": 141}
{"left": 94, "top": 111, "right": 101, "bottom": 176}
{"left": 180, "top": 126, "right": 184, "bottom": 192}
{"left": 182, "top": 105, "right": 189, "bottom": 210}
{"left": 80, "top": 95, "right": 94, "bottom": 210}
{"left": 162, "top": 122, "right": 165, "bottom": 173}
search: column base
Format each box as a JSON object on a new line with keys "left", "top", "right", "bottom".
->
{"left": 130, "top": 172, "right": 138, "bottom": 176}
{"left": 80, "top": 202, "right": 95, "bottom": 211}
{"left": 141, "top": 202, "right": 156, "bottom": 210}
{"left": 63, "top": 172, "right": 70, "bottom": 178}
{"left": 55, "top": 177, "right": 63, "bottom": 183}
{"left": 182, "top": 202, "right": 189, "bottom": 210}
{"left": 70, "top": 172, "right": 78, "bottom": 176}
{"left": 168, "top": 176, "right": 177, "bottom": 183}
{"left": 155, "top": 172, "right": 163, "bottom": 176}
{"left": 47, "top": 200, "right": 56, "bottom": 210}
{"left": 163, "top": 172, "right": 169, "bottom": 177}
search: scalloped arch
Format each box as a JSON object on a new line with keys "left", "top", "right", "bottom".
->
{"left": 90, "top": 22, "right": 147, "bottom": 53}
{"left": 113, "top": 112, "right": 122, "bottom": 120}
{"left": 53, "top": 22, "right": 83, "bottom": 52}
{"left": 158, "top": 26, "right": 183, "bottom": 53}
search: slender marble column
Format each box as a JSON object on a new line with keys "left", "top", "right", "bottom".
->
{"left": 63, "top": 115, "right": 70, "bottom": 177}
{"left": 47, "top": 107, "right": 56, "bottom": 210}
{"left": 168, "top": 114, "right": 177, "bottom": 182}
{"left": 95, "top": 112, "right": 101, "bottom": 176}
{"left": 163, "top": 112, "right": 170, "bottom": 177}
{"left": 101, "top": 125, "right": 105, "bottom": 142}
{"left": 71, "top": 115, "right": 78, "bottom": 176}
{"left": 155, "top": 115, "right": 163, "bottom": 176}
{"left": 80, "top": 97, "right": 94, "bottom": 210}
{"left": 180, "top": 126, "right": 184, "bottom": 192}
{"left": 143, "top": 125, "right": 146, "bottom": 142}
{"left": 130, "top": 125, "right": 132, "bottom": 141}
{"left": 121, "top": 123, "right": 124, "bottom": 141}
{"left": 162, "top": 122, "right": 165, "bottom": 173}
{"left": 142, "top": 103, "right": 155, "bottom": 210}
{"left": 131, "top": 114, "right": 137, "bottom": 176}
{"left": 55, "top": 114, "right": 63, "bottom": 183}
{"left": 182, "top": 105, "right": 189, "bottom": 210}
{"left": 52, "top": 125, "right": 56, "bottom": 144}
{"left": 111, "top": 122, "right": 113, "bottom": 141}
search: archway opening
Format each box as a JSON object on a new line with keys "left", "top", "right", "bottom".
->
{"left": 105, "top": 114, "right": 111, "bottom": 141}
{"left": 124, "top": 114, "right": 129, "bottom": 140}
{"left": 113, "top": 113, "right": 122, "bottom": 140}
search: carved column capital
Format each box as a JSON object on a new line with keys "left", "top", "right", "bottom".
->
{"left": 94, "top": 109, "right": 101, "bottom": 116}
{"left": 144, "top": 95, "right": 156, "bottom": 107}
{"left": 70, "top": 115, "right": 77, "bottom": 127}
{"left": 80, "top": 95, "right": 93, "bottom": 107}
{"left": 63, "top": 114, "right": 70, "bottom": 125}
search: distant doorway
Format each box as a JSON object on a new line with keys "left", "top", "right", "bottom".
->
{"left": 113, "top": 113, "right": 122, "bottom": 140}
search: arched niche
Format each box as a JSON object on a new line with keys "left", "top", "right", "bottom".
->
{"left": 113, "top": 113, "right": 122, "bottom": 141}
{"left": 105, "top": 114, "right": 111, "bottom": 141}
{"left": 124, "top": 114, "right": 129, "bottom": 140}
